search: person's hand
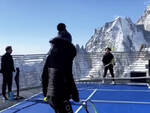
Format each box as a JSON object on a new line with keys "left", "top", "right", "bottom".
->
{"left": 72, "top": 92, "right": 79, "bottom": 102}
{"left": 72, "top": 95, "right": 79, "bottom": 102}
{"left": 43, "top": 97, "right": 48, "bottom": 102}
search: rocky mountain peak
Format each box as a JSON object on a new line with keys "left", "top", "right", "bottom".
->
{"left": 85, "top": 16, "right": 147, "bottom": 52}
{"left": 137, "top": 5, "right": 150, "bottom": 31}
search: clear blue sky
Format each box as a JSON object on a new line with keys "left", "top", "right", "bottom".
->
{"left": 0, "top": 0, "right": 148, "bottom": 55}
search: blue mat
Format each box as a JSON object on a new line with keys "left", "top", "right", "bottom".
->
{"left": 1, "top": 84, "right": 150, "bottom": 113}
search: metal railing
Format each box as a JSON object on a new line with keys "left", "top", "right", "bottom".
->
{"left": 73, "top": 51, "right": 150, "bottom": 80}
{"left": 0, "top": 51, "right": 149, "bottom": 93}
{"left": 0, "top": 54, "right": 47, "bottom": 94}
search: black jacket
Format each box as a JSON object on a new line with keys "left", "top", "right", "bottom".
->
{"left": 1, "top": 53, "right": 15, "bottom": 73}
{"left": 102, "top": 52, "right": 114, "bottom": 66}
{"left": 42, "top": 38, "right": 79, "bottom": 101}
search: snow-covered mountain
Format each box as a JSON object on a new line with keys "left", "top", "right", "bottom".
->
{"left": 86, "top": 17, "right": 147, "bottom": 52}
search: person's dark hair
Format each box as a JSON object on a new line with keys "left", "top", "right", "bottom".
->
{"left": 105, "top": 47, "right": 111, "bottom": 51}
{"left": 57, "top": 23, "right": 66, "bottom": 31}
{"left": 5, "top": 46, "right": 12, "bottom": 51}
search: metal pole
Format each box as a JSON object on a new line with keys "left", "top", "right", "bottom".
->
{"left": 149, "top": 60, "right": 150, "bottom": 76}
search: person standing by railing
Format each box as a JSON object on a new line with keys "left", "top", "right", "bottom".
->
{"left": 102, "top": 47, "right": 115, "bottom": 84}
{"left": 1, "top": 46, "right": 15, "bottom": 100}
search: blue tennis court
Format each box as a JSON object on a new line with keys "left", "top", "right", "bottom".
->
{"left": 1, "top": 84, "right": 150, "bottom": 113}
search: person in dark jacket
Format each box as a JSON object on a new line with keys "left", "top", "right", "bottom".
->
{"left": 57, "top": 23, "right": 72, "bottom": 43}
{"left": 42, "top": 38, "right": 79, "bottom": 113}
{"left": 102, "top": 47, "right": 115, "bottom": 84}
{"left": 1, "top": 46, "right": 15, "bottom": 100}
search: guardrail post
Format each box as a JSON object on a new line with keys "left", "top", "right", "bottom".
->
{"left": 148, "top": 59, "right": 150, "bottom": 76}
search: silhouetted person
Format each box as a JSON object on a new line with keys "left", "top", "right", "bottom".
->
{"left": 42, "top": 37, "right": 79, "bottom": 113}
{"left": 57, "top": 23, "right": 72, "bottom": 42}
{"left": 42, "top": 23, "right": 72, "bottom": 96}
{"left": 15, "top": 67, "right": 20, "bottom": 98}
{"left": 1, "top": 46, "right": 15, "bottom": 100}
{"left": 102, "top": 47, "right": 115, "bottom": 84}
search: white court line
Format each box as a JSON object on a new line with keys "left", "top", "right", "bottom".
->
{"left": 77, "top": 76, "right": 150, "bottom": 80}
{"left": 92, "top": 99, "right": 150, "bottom": 105}
{"left": 78, "top": 88, "right": 150, "bottom": 92}
{"left": 75, "top": 89, "right": 97, "bottom": 113}
{"left": 96, "top": 89, "right": 150, "bottom": 92}
{"left": 77, "top": 82, "right": 149, "bottom": 86}
{"left": 0, "top": 92, "right": 42, "bottom": 113}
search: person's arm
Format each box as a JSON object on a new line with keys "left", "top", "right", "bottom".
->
{"left": 67, "top": 45, "right": 79, "bottom": 102}
{"left": 41, "top": 56, "right": 49, "bottom": 97}
{"left": 102, "top": 55, "right": 106, "bottom": 65}
{"left": 68, "top": 74, "right": 79, "bottom": 102}
{"left": 0, "top": 57, "right": 2, "bottom": 73}
{"left": 11, "top": 56, "right": 15, "bottom": 72}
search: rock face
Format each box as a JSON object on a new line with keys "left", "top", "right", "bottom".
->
{"left": 86, "top": 17, "right": 147, "bottom": 52}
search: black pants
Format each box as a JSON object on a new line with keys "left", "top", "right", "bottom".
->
{"left": 103, "top": 64, "right": 114, "bottom": 81}
{"left": 2, "top": 72, "right": 13, "bottom": 97}
{"left": 48, "top": 96, "right": 73, "bottom": 113}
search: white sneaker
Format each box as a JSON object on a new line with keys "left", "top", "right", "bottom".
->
{"left": 111, "top": 81, "right": 115, "bottom": 84}
{"left": 147, "top": 84, "right": 150, "bottom": 89}
{"left": 102, "top": 80, "right": 104, "bottom": 84}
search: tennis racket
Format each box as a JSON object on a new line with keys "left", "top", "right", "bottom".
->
{"left": 72, "top": 100, "right": 97, "bottom": 113}
{"left": 28, "top": 99, "right": 98, "bottom": 113}
{"left": 104, "top": 62, "right": 112, "bottom": 67}
{"left": 82, "top": 100, "right": 97, "bottom": 113}
{"left": 104, "top": 58, "right": 115, "bottom": 67}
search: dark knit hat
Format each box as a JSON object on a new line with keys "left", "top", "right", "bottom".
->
{"left": 57, "top": 23, "right": 66, "bottom": 31}
{"left": 105, "top": 47, "right": 111, "bottom": 51}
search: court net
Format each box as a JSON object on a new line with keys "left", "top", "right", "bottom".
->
{"left": 75, "top": 76, "right": 150, "bottom": 86}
